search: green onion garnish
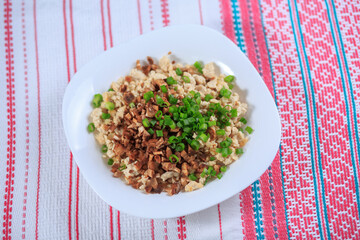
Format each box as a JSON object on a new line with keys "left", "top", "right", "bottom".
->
{"left": 169, "top": 154, "right": 179, "bottom": 163}
{"left": 155, "top": 110, "right": 163, "bottom": 120}
{"left": 101, "top": 145, "right": 108, "bottom": 153}
{"left": 182, "top": 76, "right": 190, "bottom": 83}
{"left": 204, "top": 176, "right": 211, "bottom": 185}
{"left": 205, "top": 94, "right": 213, "bottom": 102}
{"left": 147, "top": 128, "right": 154, "bottom": 135}
{"left": 101, "top": 113, "right": 111, "bottom": 119}
{"left": 208, "top": 121, "right": 216, "bottom": 127}
{"left": 240, "top": 117, "right": 247, "bottom": 124}
{"left": 87, "top": 123, "right": 95, "bottom": 132}
{"left": 219, "top": 87, "right": 232, "bottom": 99}
{"left": 167, "top": 77, "right": 177, "bottom": 85}
{"left": 108, "top": 88, "right": 114, "bottom": 92}
{"left": 142, "top": 118, "right": 150, "bottom": 127}
{"left": 190, "top": 139, "right": 200, "bottom": 150}
{"left": 221, "top": 147, "right": 232, "bottom": 157}
{"left": 217, "top": 173, "right": 223, "bottom": 179}
{"left": 230, "top": 109, "right": 237, "bottom": 118}
{"left": 168, "top": 95, "right": 178, "bottom": 105}
{"left": 220, "top": 166, "right": 227, "bottom": 172}
{"left": 189, "top": 173, "right": 197, "bottom": 181}
{"left": 175, "top": 68, "right": 183, "bottom": 76}
{"left": 220, "top": 137, "right": 232, "bottom": 148}
{"left": 175, "top": 143, "right": 185, "bottom": 152}
{"left": 224, "top": 75, "right": 235, "bottom": 82}
{"left": 92, "top": 94, "right": 103, "bottom": 107}
{"left": 160, "top": 85, "right": 168, "bottom": 93}
{"left": 169, "top": 105, "right": 177, "bottom": 113}
{"left": 245, "top": 126, "right": 253, "bottom": 134}
{"left": 168, "top": 136, "right": 180, "bottom": 143}
{"left": 105, "top": 102, "right": 115, "bottom": 110}
{"left": 216, "top": 129, "right": 226, "bottom": 136}
{"left": 198, "top": 133, "right": 209, "bottom": 142}
{"left": 236, "top": 148, "right": 243, "bottom": 155}
{"left": 129, "top": 102, "right": 135, "bottom": 108}
{"left": 156, "top": 130, "right": 163, "bottom": 137}
{"left": 210, "top": 156, "right": 216, "bottom": 161}
{"left": 228, "top": 83, "right": 234, "bottom": 90}
{"left": 193, "top": 61, "right": 203, "bottom": 74}
{"left": 200, "top": 168, "right": 207, "bottom": 178}
{"left": 107, "top": 159, "right": 114, "bottom": 165}
{"left": 144, "top": 91, "right": 154, "bottom": 102}
{"left": 119, "top": 164, "right": 127, "bottom": 171}
{"left": 198, "top": 123, "right": 207, "bottom": 131}
{"left": 150, "top": 119, "right": 157, "bottom": 127}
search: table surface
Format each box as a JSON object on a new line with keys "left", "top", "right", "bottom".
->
{"left": 1, "top": 0, "right": 360, "bottom": 239}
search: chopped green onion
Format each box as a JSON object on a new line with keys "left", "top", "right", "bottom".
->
{"left": 200, "top": 168, "right": 207, "bottom": 178}
{"left": 101, "top": 145, "right": 108, "bottom": 153}
{"left": 168, "top": 136, "right": 180, "bottom": 143}
{"left": 224, "top": 75, "right": 235, "bottom": 82}
{"left": 119, "top": 164, "right": 127, "bottom": 171}
{"left": 245, "top": 126, "right": 253, "bottom": 134}
{"left": 107, "top": 159, "right": 114, "bottom": 165}
{"left": 87, "top": 123, "right": 95, "bottom": 132}
{"left": 159, "top": 119, "right": 164, "bottom": 126}
{"left": 210, "top": 156, "right": 216, "bottom": 161}
{"left": 175, "top": 143, "right": 185, "bottom": 152}
{"left": 129, "top": 102, "right": 135, "bottom": 108}
{"left": 101, "top": 113, "right": 111, "bottom": 119}
{"left": 189, "top": 173, "right": 197, "bottom": 181}
{"left": 105, "top": 102, "right": 115, "bottom": 110}
{"left": 230, "top": 109, "right": 238, "bottom": 118}
{"left": 169, "top": 105, "right": 177, "bottom": 113}
{"left": 144, "top": 91, "right": 154, "bottom": 102}
{"left": 182, "top": 76, "right": 190, "bottom": 83}
{"left": 150, "top": 119, "right": 157, "bottom": 127}
{"left": 205, "top": 94, "right": 213, "bottom": 102}
{"left": 142, "top": 118, "right": 150, "bottom": 127}
{"left": 169, "top": 154, "right": 179, "bottom": 163}
{"left": 240, "top": 117, "right": 247, "bottom": 124}
{"left": 220, "top": 166, "right": 227, "bottom": 172}
{"left": 175, "top": 68, "right": 183, "bottom": 76}
{"left": 198, "top": 123, "right": 207, "bottom": 131}
{"left": 92, "top": 94, "right": 103, "bottom": 107}
{"left": 216, "top": 129, "right": 226, "bottom": 136}
{"left": 228, "top": 83, "right": 234, "bottom": 90}
{"left": 155, "top": 110, "right": 163, "bottom": 120}
{"left": 156, "top": 130, "right": 163, "bottom": 137}
{"left": 166, "top": 76, "right": 177, "bottom": 85}
{"left": 217, "top": 173, "right": 223, "bottom": 179}
{"left": 236, "top": 148, "right": 243, "bottom": 155}
{"left": 160, "top": 85, "right": 168, "bottom": 93}
{"left": 216, "top": 148, "right": 223, "bottom": 153}
{"left": 204, "top": 176, "right": 211, "bottom": 185}
{"left": 190, "top": 139, "right": 200, "bottom": 150}
{"left": 221, "top": 147, "right": 232, "bottom": 157}
{"left": 208, "top": 121, "right": 216, "bottom": 127}
{"left": 220, "top": 137, "right": 232, "bottom": 148}
{"left": 108, "top": 88, "right": 114, "bottom": 92}
{"left": 194, "top": 61, "right": 203, "bottom": 74}
{"left": 219, "top": 87, "right": 232, "bottom": 99}
{"left": 168, "top": 95, "right": 178, "bottom": 105}
{"left": 238, "top": 128, "right": 244, "bottom": 133}
{"left": 161, "top": 102, "right": 170, "bottom": 108}
{"left": 198, "top": 133, "right": 209, "bottom": 142}
{"left": 155, "top": 95, "right": 164, "bottom": 105}
{"left": 147, "top": 128, "right": 154, "bottom": 135}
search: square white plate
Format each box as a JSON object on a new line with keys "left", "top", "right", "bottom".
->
{"left": 62, "top": 25, "right": 281, "bottom": 219}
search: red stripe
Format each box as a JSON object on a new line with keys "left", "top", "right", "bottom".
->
{"left": 217, "top": 204, "right": 223, "bottom": 240}
{"left": 177, "top": 217, "right": 186, "bottom": 240}
{"left": 239, "top": 187, "right": 256, "bottom": 238}
{"left": 110, "top": 207, "right": 114, "bottom": 240}
{"left": 33, "top": 0, "right": 42, "bottom": 238}
{"left": 160, "top": 0, "right": 170, "bottom": 27}
{"left": 100, "top": 0, "right": 107, "bottom": 51}
{"left": 3, "top": 0, "right": 16, "bottom": 239}
{"left": 148, "top": 0, "right": 154, "bottom": 31}
{"left": 136, "top": 0, "right": 143, "bottom": 34}
{"left": 117, "top": 211, "right": 121, "bottom": 240}
{"left": 198, "top": 0, "right": 203, "bottom": 25}
{"left": 164, "top": 220, "right": 168, "bottom": 240}
{"left": 69, "top": 0, "right": 77, "bottom": 73}
{"left": 219, "top": 0, "right": 236, "bottom": 43}
{"left": 107, "top": 0, "right": 113, "bottom": 47}
{"left": 21, "top": 1, "right": 30, "bottom": 239}
{"left": 151, "top": 219, "right": 154, "bottom": 240}
{"left": 63, "top": 0, "right": 74, "bottom": 238}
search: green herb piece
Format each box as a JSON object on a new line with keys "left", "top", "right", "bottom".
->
{"left": 119, "top": 164, "right": 127, "bottom": 171}
{"left": 182, "top": 76, "right": 190, "bottom": 83}
{"left": 169, "top": 154, "right": 179, "bottom": 163}
{"left": 142, "top": 118, "right": 150, "bottom": 128}
{"left": 175, "top": 68, "right": 183, "bottom": 76}
{"left": 198, "top": 133, "right": 209, "bottom": 142}
{"left": 105, "top": 102, "right": 115, "bottom": 110}
{"left": 129, "top": 102, "right": 135, "bottom": 108}
{"left": 220, "top": 137, "right": 232, "bottom": 148}
{"left": 217, "top": 173, "right": 223, "bottom": 179}
{"left": 210, "top": 156, "right": 216, "bottom": 161}
{"left": 236, "top": 148, "right": 244, "bottom": 155}
{"left": 224, "top": 75, "right": 235, "bottom": 82}
{"left": 166, "top": 76, "right": 177, "bottom": 85}
{"left": 87, "top": 123, "right": 95, "bottom": 132}
{"left": 190, "top": 139, "right": 200, "bottom": 150}
{"left": 101, "top": 145, "right": 108, "bottom": 153}
{"left": 101, "top": 113, "right": 111, "bottom": 119}
{"left": 175, "top": 143, "right": 185, "bottom": 152}
{"left": 168, "top": 95, "right": 178, "bottom": 105}
{"left": 219, "top": 87, "right": 232, "bottom": 99}
{"left": 150, "top": 119, "right": 157, "bottom": 127}
{"left": 208, "top": 121, "right": 216, "bottom": 127}
{"left": 147, "top": 128, "right": 154, "bottom": 135}
{"left": 221, "top": 147, "right": 232, "bottom": 157}
{"left": 156, "top": 130, "right": 163, "bottom": 137}
{"left": 194, "top": 61, "right": 203, "bottom": 74}
{"left": 107, "top": 159, "right": 114, "bottom": 165}
{"left": 155, "top": 110, "right": 163, "bottom": 120}
{"left": 144, "top": 91, "right": 154, "bottom": 102}
{"left": 220, "top": 166, "right": 227, "bottom": 172}
{"left": 245, "top": 126, "right": 253, "bottom": 134}
{"left": 216, "top": 129, "right": 226, "bottom": 136}
{"left": 92, "top": 94, "right": 103, "bottom": 107}
{"left": 108, "top": 88, "right": 114, "bottom": 92}
{"left": 200, "top": 168, "right": 207, "bottom": 178}
{"left": 230, "top": 109, "right": 238, "bottom": 118}
{"left": 205, "top": 94, "right": 213, "bottom": 102}
{"left": 160, "top": 85, "right": 168, "bottom": 93}
{"left": 240, "top": 117, "right": 247, "bottom": 124}
{"left": 189, "top": 173, "right": 197, "bottom": 181}
{"left": 228, "top": 83, "right": 234, "bottom": 90}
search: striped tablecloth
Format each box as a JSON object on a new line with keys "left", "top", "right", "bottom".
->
{"left": 1, "top": 0, "right": 359, "bottom": 239}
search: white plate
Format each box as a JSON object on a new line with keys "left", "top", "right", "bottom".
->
{"left": 62, "top": 25, "right": 281, "bottom": 219}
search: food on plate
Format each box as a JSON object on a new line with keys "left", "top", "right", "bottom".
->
{"left": 88, "top": 54, "right": 253, "bottom": 195}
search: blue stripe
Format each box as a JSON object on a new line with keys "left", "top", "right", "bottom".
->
{"left": 287, "top": 0, "right": 330, "bottom": 239}
{"left": 325, "top": 0, "right": 360, "bottom": 216}
{"left": 256, "top": 0, "right": 291, "bottom": 238}
{"left": 231, "top": 1, "right": 265, "bottom": 238}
